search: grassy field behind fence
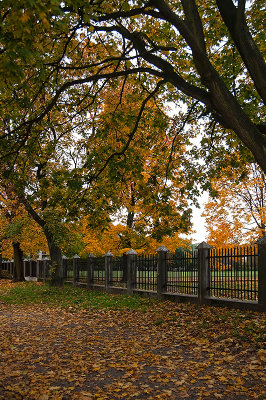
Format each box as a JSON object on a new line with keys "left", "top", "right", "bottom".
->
{"left": 2, "top": 267, "right": 258, "bottom": 301}
{"left": 67, "top": 270, "right": 258, "bottom": 301}
{"left": 66, "top": 270, "right": 258, "bottom": 279}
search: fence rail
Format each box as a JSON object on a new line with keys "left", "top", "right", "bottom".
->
{"left": 1, "top": 238, "right": 266, "bottom": 311}
{"left": 111, "top": 256, "right": 127, "bottom": 288}
{"left": 209, "top": 246, "right": 258, "bottom": 301}
{"left": 166, "top": 250, "right": 198, "bottom": 296}
{"left": 136, "top": 254, "right": 157, "bottom": 291}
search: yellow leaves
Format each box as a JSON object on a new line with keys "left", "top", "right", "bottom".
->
{"left": 38, "top": 395, "right": 49, "bottom": 400}
{"left": 218, "top": 375, "right": 227, "bottom": 382}
{"left": 213, "top": 394, "right": 223, "bottom": 399}
{"left": 20, "top": 13, "right": 30, "bottom": 23}
{"left": 204, "top": 163, "right": 266, "bottom": 246}
{"left": 0, "top": 196, "right": 48, "bottom": 259}
{"left": 257, "top": 349, "right": 266, "bottom": 362}
{"left": 41, "top": 17, "right": 50, "bottom": 29}
{"left": 0, "top": 282, "right": 265, "bottom": 399}
{"left": 91, "top": 364, "right": 101, "bottom": 371}
{"left": 81, "top": 219, "right": 192, "bottom": 256}
{"left": 49, "top": 386, "right": 61, "bottom": 391}
{"left": 223, "top": 355, "right": 234, "bottom": 362}
{"left": 37, "top": 11, "right": 50, "bottom": 29}
{"left": 175, "top": 379, "right": 186, "bottom": 386}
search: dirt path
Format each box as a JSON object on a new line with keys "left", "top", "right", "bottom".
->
{"left": 0, "top": 301, "right": 265, "bottom": 400}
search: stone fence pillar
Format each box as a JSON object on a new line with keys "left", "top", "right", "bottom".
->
{"left": 62, "top": 255, "right": 68, "bottom": 281}
{"left": 43, "top": 257, "right": 50, "bottom": 281}
{"left": 87, "top": 253, "right": 95, "bottom": 289}
{"left": 23, "top": 260, "right": 27, "bottom": 278}
{"left": 73, "top": 254, "right": 80, "bottom": 285}
{"left": 36, "top": 259, "right": 41, "bottom": 280}
{"left": 257, "top": 235, "right": 266, "bottom": 311}
{"left": 156, "top": 246, "right": 169, "bottom": 297}
{"left": 126, "top": 249, "right": 137, "bottom": 294}
{"left": 197, "top": 241, "right": 212, "bottom": 304}
{"left": 104, "top": 252, "right": 113, "bottom": 290}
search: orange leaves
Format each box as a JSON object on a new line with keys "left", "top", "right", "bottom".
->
{"left": 257, "top": 349, "right": 266, "bottom": 363}
{"left": 80, "top": 221, "right": 192, "bottom": 256}
{"left": 203, "top": 163, "right": 266, "bottom": 246}
{"left": 20, "top": 13, "right": 30, "bottom": 24}
{"left": 0, "top": 281, "right": 265, "bottom": 399}
{"left": 0, "top": 195, "right": 48, "bottom": 259}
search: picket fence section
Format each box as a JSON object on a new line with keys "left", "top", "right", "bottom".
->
{"left": 1, "top": 237, "right": 266, "bottom": 311}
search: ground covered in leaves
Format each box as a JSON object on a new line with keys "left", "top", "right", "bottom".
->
{"left": 0, "top": 280, "right": 265, "bottom": 400}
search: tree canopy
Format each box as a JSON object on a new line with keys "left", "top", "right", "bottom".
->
{"left": 203, "top": 162, "right": 266, "bottom": 246}
{"left": 1, "top": 0, "right": 265, "bottom": 172}
{"left": 0, "top": 1, "right": 265, "bottom": 275}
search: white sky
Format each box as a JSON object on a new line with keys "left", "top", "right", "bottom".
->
{"left": 167, "top": 102, "right": 209, "bottom": 244}
{"left": 190, "top": 191, "right": 209, "bottom": 243}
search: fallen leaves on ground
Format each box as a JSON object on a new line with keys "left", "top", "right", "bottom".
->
{"left": 0, "top": 281, "right": 265, "bottom": 400}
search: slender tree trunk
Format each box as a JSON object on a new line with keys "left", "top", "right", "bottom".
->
{"left": 44, "top": 229, "right": 63, "bottom": 286}
{"left": 121, "top": 208, "right": 135, "bottom": 282}
{"left": 127, "top": 211, "right": 134, "bottom": 230}
{"left": 12, "top": 241, "right": 25, "bottom": 281}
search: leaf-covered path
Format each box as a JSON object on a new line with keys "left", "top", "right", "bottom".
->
{"left": 0, "top": 283, "right": 265, "bottom": 400}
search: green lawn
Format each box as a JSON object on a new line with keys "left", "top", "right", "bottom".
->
{"left": 0, "top": 280, "right": 156, "bottom": 310}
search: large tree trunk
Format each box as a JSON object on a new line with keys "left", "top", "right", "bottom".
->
{"left": 12, "top": 241, "right": 25, "bottom": 281}
{"left": 19, "top": 196, "right": 64, "bottom": 286}
{"left": 44, "top": 229, "right": 63, "bottom": 286}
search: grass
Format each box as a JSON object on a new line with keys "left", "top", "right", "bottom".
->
{"left": 0, "top": 280, "right": 157, "bottom": 311}
{"left": 4, "top": 267, "right": 258, "bottom": 282}
{"left": 0, "top": 280, "right": 265, "bottom": 400}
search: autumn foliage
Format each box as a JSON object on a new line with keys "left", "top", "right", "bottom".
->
{"left": 203, "top": 163, "right": 266, "bottom": 247}
{"left": 0, "top": 280, "right": 265, "bottom": 400}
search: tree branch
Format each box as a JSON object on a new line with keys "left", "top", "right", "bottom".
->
{"left": 216, "top": 0, "right": 266, "bottom": 104}
{"left": 86, "top": 79, "right": 166, "bottom": 183}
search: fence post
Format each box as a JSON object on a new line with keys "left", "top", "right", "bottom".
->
{"left": 156, "top": 246, "right": 169, "bottom": 297}
{"left": 29, "top": 258, "right": 33, "bottom": 277}
{"left": 257, "top": 235, "right": 266, "bottom": 311}
{"left": 62, "top": 255, "right": 68, "bottom": 281}
{"left": 43, "top": 257, "right": 50, "bottom": 281}
{"left": 73, "top": 254, "right": 80, "bottom": 286}
{"left": 126, "top": 249, "right": 137, "bottom": 294}
{"left": 104, "top": 252, "right": 113, "bottom": 290}
{"left": 87, "top": 253, "right": 95, "bottom": 289}
{"left": 36, "top": 259, "right": 41, "bottom": 280}
{"left": 23, "top": 260, "right": 26, "bottom": 278}
{"left": 42, "top": 260, "right": 45, "bottom": 281}
{"left": 197, "top": 241, "right": 212, "bottom": 304}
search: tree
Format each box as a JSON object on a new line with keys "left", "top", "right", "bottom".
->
{"left": 81, "top": 221, "right": 192, "bottom": 256}
{"left": 1, "top": 0, "right": 265, "bottom": 174}
{"left": 2, "top": 0, "right": 265, "bottom": 272}
{"left": 203, "top": 163, "right": 266, "bottom": 246}
{"left": 0, "top": 99, "right": 83, "bottom": 284}
{"left": 0, "top": 68, "right": 195, "bottom": 284}
{"left": 0, "top": 192, "right": 48, "bottom": 280}
{"left": 81, "top": 80, "right": 195, "bottom": 248}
